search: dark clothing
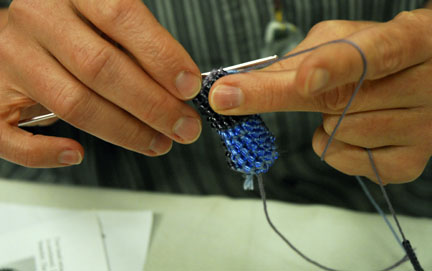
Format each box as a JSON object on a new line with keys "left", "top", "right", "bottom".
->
{"left": 1, "top": 0, "right": 431, "bottom": 217}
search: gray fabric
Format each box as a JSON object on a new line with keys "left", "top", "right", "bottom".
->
{"left": 0, "top": 0, "right": 431, "bottom": 217}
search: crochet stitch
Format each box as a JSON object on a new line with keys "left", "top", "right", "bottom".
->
{"left": 193, "top": 69, "right": 278, "bottom": 190}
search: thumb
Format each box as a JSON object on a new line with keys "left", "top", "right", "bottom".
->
{"left": 0, "top": 123, "right": 84, "bottom": 168}
{"left": 209, "top": 70, "right": 307, "bottom": 115}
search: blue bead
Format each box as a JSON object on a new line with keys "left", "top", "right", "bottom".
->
{"left": 242, "top": 136, "right": 252, "bottom": 145}
{"left": 234, "top": 126, "right": 242, "bottom": 135}
{"left": 256, "top": 149, "right": 265, "bottom": 157}
{"left": 243, "top": 165, "right": 252, "bottom": 173}
{"left": 237, "top": 157, "right": 245, "bottom": 166}
{"left": 194, "top": 69, "right": 278, "bottom": 180}
{"left": 242, "top": 123, "right": 253, "bottom": 131}
{"left": 263, "top": 155, "right": 272, "bottom": 161}
{"left": 246, "top": 155, "right": 255, "bottom": 163}
{"left": 234, "top": 140, "right": 242, "bottom": 149}
{"left": 250, "top": 132, "right": 260, "bottom": 139}
{"left": 255, "top": 161, "right": 263, "bottom": 168}
{"left": 257, "top": 138, "right": 266, "bottom": 145}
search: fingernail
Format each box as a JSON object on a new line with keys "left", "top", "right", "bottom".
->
{"left": 173, "top": 117, "right": 202, "bottom": 143}
{"left": 58, "top": 150, "right": 82, "bottom": 165}
{"left": 149, "top": 133, "right": 172, "bottom": 155}
{"left": 210, "top": 85, "right": 244, "bottom": 111}
{"left": 175, "top": 71, "right": 202, "bottom": 99}
{"left": 305, "top": 68, "right": 330, "bottom": 95}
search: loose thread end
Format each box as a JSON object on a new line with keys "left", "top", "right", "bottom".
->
{"left": 243, "top": 174, "right": 255, "bottom": 190}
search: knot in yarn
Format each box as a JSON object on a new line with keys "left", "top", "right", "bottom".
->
{"left": 193, "top": 68, "right": 278, "bottom": 190}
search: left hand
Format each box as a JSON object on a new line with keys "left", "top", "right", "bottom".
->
{"left": 209, "top": 9, "right": 432, "bottom": 184}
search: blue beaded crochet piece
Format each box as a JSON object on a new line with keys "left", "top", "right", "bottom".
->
{"left": 193, "top": 69, "right": 278, "bottom": 190}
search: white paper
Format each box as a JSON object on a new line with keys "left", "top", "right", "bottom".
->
{"left": 0, "top": 213, "right": 109, "bottom": 271}
{"left": 0, "top": 203, "right": 153, "bottom": 271}
{"left": 97, "top": 212, "right": 153, "bottom": 271}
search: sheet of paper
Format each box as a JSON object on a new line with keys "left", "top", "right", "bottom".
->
{"left": 0, "top": 203, "right": 153, "bottom": 271}
{"left": 98, "top": 212, "right": 153, "bottom": 271}
{"left": 0, "top": 213, "right": 109, "bottom": 271}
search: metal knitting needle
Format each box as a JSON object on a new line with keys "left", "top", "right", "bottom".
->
{"left": 200, "top": 55, "right": 277, "bottom": 77}
{"left": 18, "top": 55, "right": 278, "bottom": 127}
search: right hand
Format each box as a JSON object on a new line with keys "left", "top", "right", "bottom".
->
{"left": 0, "top": 0, "right": 203, "bottom": 168}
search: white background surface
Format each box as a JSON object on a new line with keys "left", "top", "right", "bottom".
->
{"left": 0, "top": 179, "right": 431, "bottom": 271}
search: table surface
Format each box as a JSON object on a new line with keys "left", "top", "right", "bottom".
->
{"left": 0, "top": 178, "right": 431, "bottom": 271}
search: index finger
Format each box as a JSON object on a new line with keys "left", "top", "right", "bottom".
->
{"left": 71, "top": 0, "right": 202, "bottom": 100}
{"left": 296, "top": 9, "right": 432, "bottom": 96}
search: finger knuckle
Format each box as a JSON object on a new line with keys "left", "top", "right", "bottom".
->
{"left": 0, "top": 128, "right": 38, "bottom": 167}
{"left": 20, "top": 142, "right": 40, "bottom": 168}
{"left": 265, "top": 89, "right": 280, "bottom": 112}
{"left": 394, "top": 10, "right": 427, "bottom": 25}
{"left": 373, "top": 31, "right": 404, "bottom": 77}
{"left": 140, "top": 96, "right": 171, "bottom": 125}
{"left": 115, "top": 120, "right": 150, "bottom": 151}
{"left": 322, "top": 115, "right": 338, "bottom": 135}
{"left": 7, "top": 0, "right": 30, "bottom": 23}
{"left": 318, "top": 84, "right": 356, "bottom": 113}
{"left": 394, "top": 11, "right": 415, "bottom": 22}
{"left": 8, "top": 0, "right": 44, "bottom": 27}
{"left": 308, "top": 20, "right": 352, "bottom": 38}
{"left": 77, "top": 44, "right": 117, "bottom": 83}
{"left": 52, "top": 86, "right": 91, "bottom": 127}
{"left": 308, "top": 21, "right": 334, "bottom": 36}
{"left": 261, "top": 80, "right": 289, "bottom": 112}
{"left": 141, "top": 33, "right": 180, "bottom": 68}
{"left": 98, "top": 0, "right": 137, "bottom": 26}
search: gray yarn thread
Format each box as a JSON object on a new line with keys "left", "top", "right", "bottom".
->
{"left": 366, "top": 149, "right": 407, "bottom": 242}
{"left": 257, "top": 174, "right": 409, "bottom": 271}
{"left": 317, "top": 41, "right": 422, "bottom": 270}
{"left": 237, "top": 39, "right": 421, "bottom": 270}
{"left": 356, "top": 176, "right": 403, "bottom": 249}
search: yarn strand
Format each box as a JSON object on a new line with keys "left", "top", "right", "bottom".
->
{"left": 355, "top": 176, "right": 403, "bottom": 249}
{"left": 244, "top": 39, "right": 422, "bottom": 270}
{"left": 257, "top": 174, "right": 409, "bottom": 271}
{"left": 316, "top": 41, "right": 423, "bottom": 271}
{"left": 366, "top": 149, "right": 424, "bottom": 271}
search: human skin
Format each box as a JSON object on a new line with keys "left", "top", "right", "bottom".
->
{"left": 210, "top": 8, "right": 432, "bottom": 184}
{"left": 0, "top": 9, "right": 6, "bottom": 27}
{"left": 0, "top": 0, "right": 202, "bottom": 167}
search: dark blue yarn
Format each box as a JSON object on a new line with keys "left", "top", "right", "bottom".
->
{"left": 193, "top": 69, "right": 278, "bottom": 189}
